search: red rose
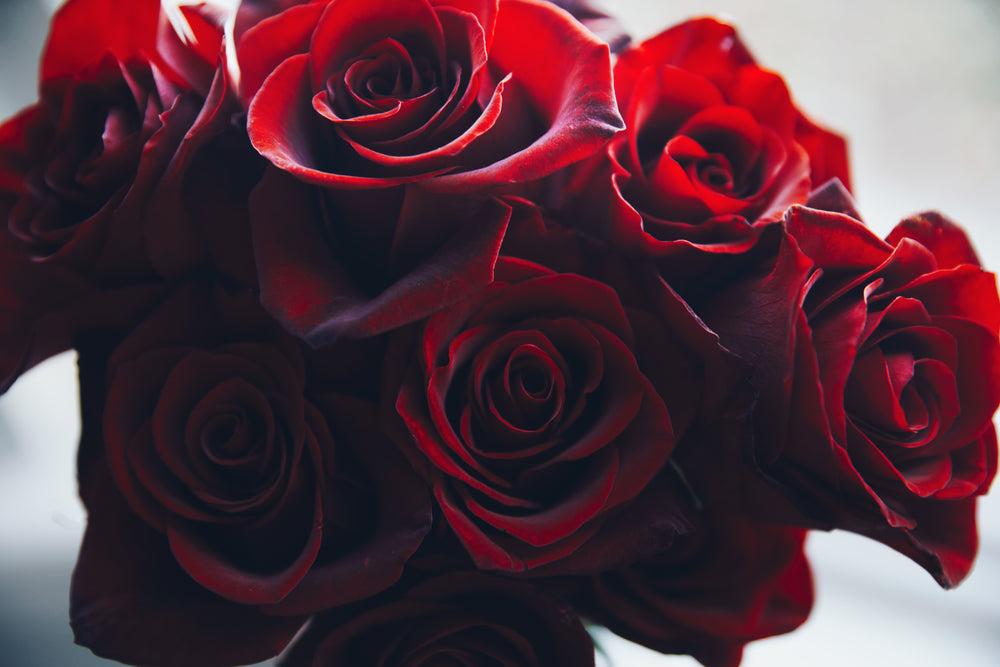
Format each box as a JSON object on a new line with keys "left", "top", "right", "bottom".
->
{"left": 579, "top": 513, "right": 812, "bottom": 667}
{"left": 384, "top": 250, "right": 743, "bottom": 572}
{"left": 703, "top": 208, "right": 1000, "bottom": 587}
{"left": 0, "top": 0, "right": 285, "bottom": 399}
{"left": 0, "top": 0, "right": 223, "bottom": 278}
{"left": 277, "top": 574, "right": 595, "bottom": 666}
{"left": 238, "top": 0, "right": 622, "bottom": 192}
{"left": 236, "top": 0, "right": 624, "bottom": 343}
{"left": 71, "top": 285, "right": 432, "bottom": 664}
{"left": 563, "top": 18, "right": 848, "bottom": 255}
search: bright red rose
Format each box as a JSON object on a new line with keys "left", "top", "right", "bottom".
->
{"left": 702, "top": 208, "right": 1000, "bottom": 587}
{"left": 239, "top": 0, "right": 623, "bottom": 191}
{"left": 71, "top": 285, "right": 432, "bottom": 665}
{"left": 237, "top": 0, "right": 624, "bottom": 343}
{"left": 562, "top": 17, "right": 848, "bottom": 256}
{"left": 384, "top": 247, "right": 745, "bottom": 572}
{"left": 579, "top": 513, "right": 812, "bottom": 667}
{"left": 277, "top": 574, "right": 596, "bottom": 666}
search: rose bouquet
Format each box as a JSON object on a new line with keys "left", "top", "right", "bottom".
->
{"left": 0, "top": 0, "right": 997, "bottom": 666}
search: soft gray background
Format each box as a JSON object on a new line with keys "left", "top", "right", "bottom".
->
{"left": 0, "top": 0, "right": 997, "bottom": 665}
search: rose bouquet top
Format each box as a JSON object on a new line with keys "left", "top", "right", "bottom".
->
{"left": 0, "top": 1, "right": 996, "bottom": 666}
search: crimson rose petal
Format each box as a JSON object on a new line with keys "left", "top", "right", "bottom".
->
{"left": 93, "top": 284, "right": 432, "bottom": 614}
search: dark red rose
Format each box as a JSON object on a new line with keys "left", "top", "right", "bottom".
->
{"left": 803, "top": 177, "right": 862, "bottom": 220}
{"left": 0, "top": 54, "right": 179, "bottom": 276}
{"left": 140, "top": 70, "right": 267, "bottom": 285}
{"left": 702, "top": 207, "right": 1000, "bottom": 587}
{"left": 562, "top": 17, "right": 848, "bottom": 256}
{"left": 384, "top": 248, "right": 744, "bottom": 572}
{"left": 578, "top": 513, "right": 812, "bottom": 667}
{"left": 0, "top": 0, "right": 225, "bottom": 279}
{"left": 71, "top": 285, "right": 432, "bottom": 664}
{"left": 0, "top": 0, "right": 260, "bottom": 390}
{"left": 238, "top": 0, "right": 625, "bottom": 343}
{"left": 239, "top": 0, "right": 623, "bottom": 191}
{"left": 277, "top": 573, "right": 595, "bottom": 667}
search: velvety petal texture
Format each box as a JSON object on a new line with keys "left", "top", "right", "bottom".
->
{"left": 235, "top": 0, "right": 626, "bottom": 345}
{"left": 102, "top": 288, "right": 328, "bottom": 605}
{"left": 384, "top": 252, "right": 745, "bottom": 573}
{"left": 72, "top": 284, "right": 432, "bottom": 663}
{"left": 72, "top": 329, "right": 308, "bottom": 666}
{"left": 703, "top": 207, "right": 1000, "bottom": 587}
{"left": 242, "top": 0, "right": 623, "bottom": 190}
{"left": 1, "top": 54, "right": 180, "bottom": 276}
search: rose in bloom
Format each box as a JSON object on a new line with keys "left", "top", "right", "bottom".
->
{"left": 238, "top": 0, "right": 623, "bottom": 344}
{"left": 71, "top": 285, "right": 432, "bottom": 665}
{"left": 0, "top": 0, "right": 242, "bottom": 390}
{"left": 0, "top": 0, "right": 224, "bottom": 278}
{"left": 239, "top": 0, "right": 623, "bottom": 191}
{"left": 577, "top": 513, "right": 812, "bottom": 667}
{"left": 703, "top": 208, "right": 1000, "bottom": 587}
{"left": 277, "top": 574, "right": 595, "bottom": 666}
{"left": 562, "top": 17, "right": 849, "bottom": 255}
{"left": 385, "top": 251, "right": 743, "bottom": 572}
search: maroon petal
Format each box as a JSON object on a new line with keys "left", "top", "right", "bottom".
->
{"left": 72, "top": 408, "right": 305, "bottom": 666}
{"left": 805, "top": 178, "right": 861, "bottom": 219}
{"left": 250, "top": 168, "right": 511, "bottom": 342}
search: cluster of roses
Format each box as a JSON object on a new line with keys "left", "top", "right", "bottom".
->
{"left": 1, "top": 0, "right": 997, "bottom": 665}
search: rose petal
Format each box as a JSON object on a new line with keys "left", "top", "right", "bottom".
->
{"left": 72, "top": 407, "right": 305, "bottom": 666}
{"left": 426, "top": 0, "right": 623, "bottom": 191}
{"left": 250, "top": 168, "right": 511, "bottom": 341}
{"left": 237, "top": 2, "right": 326, "bottom": 104}
{"left": 887, "top": 211, "right": 983, "bottom": 270}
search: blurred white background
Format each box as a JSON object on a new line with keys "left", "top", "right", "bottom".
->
{"left": 0, "top": 0, "right": 997, "bottom": 665}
